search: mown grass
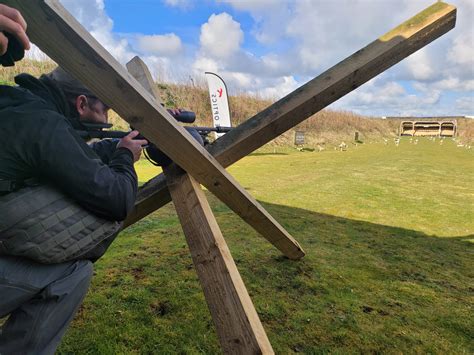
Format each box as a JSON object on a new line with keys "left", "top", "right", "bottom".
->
{"left": 57, "top": 138, "right": 473, "bottom": 354}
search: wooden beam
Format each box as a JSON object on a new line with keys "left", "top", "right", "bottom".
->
{"left": 171, "top": 191, "right": 274, "bottom": 351}
{"left": 6, "top": 0, "right": 304, "bottom": 260}
{"left": 126, "top": 56, "right": 162, "bottom": 104}
{"left": 123, "top": 174, "right": 170, "bottom": 228}
{"left": 127, "top": 58, "right": 273, "bottom": 353}
{"left": 165, "top": 165, "right": 274, "bottom": 354}
{"left": 124, "top": 1, "right": 456, "bottom": 224}
{"left": 165, "top": 165, "right": 273, "bottom": 354}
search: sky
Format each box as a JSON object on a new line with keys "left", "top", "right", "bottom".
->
{"left": 31, "top": 0, "right": 474, "bottom": 117}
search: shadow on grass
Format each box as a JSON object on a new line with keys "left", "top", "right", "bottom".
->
{"left": 231, "top": 201, "right": 474, "bottom": 353}
{"left": 248, "top": 152, "right": 289, "bottom": 156}
{"left": 59, "top": 199, "right": 473, "bottom": 354}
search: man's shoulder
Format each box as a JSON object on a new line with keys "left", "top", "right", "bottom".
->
{"left": 0, "top": 102, "right": 73, "bottom": 154}
{"left": 0, "top": 83, "right": 36, "bottom": 103}
{"left": 0, "top": 83, "right": 52, "bottom": 113}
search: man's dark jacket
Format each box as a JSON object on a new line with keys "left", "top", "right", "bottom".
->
{"left": 0, "top": 73, "right": 137, "bottom": 221}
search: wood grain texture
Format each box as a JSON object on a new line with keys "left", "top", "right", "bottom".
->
{"left": 165, "top": 165, "right": 274, "bottom": 354}
{"left": 5, "top": 0, "right": 304, "bottom": 260}
{"left": 127, "top": 58, "right": 273, "bottom": 354}
{"left": 125, "top": 1, "right": 456, "bottom": 224}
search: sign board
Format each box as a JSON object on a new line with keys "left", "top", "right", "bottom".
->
{"left": 205, "top": 72, "right": 231, "bottom": 138}
{"left": 294, "top": 131, "right": 305, "bottom": 145}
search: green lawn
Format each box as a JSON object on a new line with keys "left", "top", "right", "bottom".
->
{"left": 58, "top": 138, "right": 473, "bottom": 354}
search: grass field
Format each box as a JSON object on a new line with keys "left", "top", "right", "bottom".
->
{"left": 58, "top": 138, "right": 473, "bottom": 354}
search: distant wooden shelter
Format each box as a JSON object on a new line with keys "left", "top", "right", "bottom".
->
{"left": 388, "top": 116, "right": 461, "bottom": 137}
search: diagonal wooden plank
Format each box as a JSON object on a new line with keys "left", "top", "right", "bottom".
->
{"left": 127, "top": 58, "right": 274, "bottom": 353}
{"left": 123, "top": 1, "right": 456, "bottom": 226}
{"left": 5, "top": 0, "right": 304, "bottom": 260}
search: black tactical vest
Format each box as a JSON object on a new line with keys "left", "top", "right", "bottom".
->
{"left": 0, "top": 183, "right": 122, "bottom": 264}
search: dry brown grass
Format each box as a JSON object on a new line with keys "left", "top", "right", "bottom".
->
{"left": 153, "top": 82, "right": 272, "bottom": 128}
{"left": 3, "top": 59, "right": 472, "bottom": 146}
{"left": 457, "top": 118, "right": 474, "bottom": 144}
{"left": 0, "top": 59, "right": 56, "bottom": 84}
{"left": 153, "top": 82, "right": 397, "bottom": 146}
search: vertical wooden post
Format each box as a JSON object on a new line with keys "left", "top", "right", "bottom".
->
{"left": 127, "top": 57, "right": 274, "bottom": 354}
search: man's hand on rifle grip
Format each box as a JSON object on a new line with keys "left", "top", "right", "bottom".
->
{"left": 117, "top": 130, "right": 148, "bottom": 162}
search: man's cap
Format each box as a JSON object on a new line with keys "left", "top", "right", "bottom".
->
{"left": 45, "top": 67, "right": 97, "bottom": 98}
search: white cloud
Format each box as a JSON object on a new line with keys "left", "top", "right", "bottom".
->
{"left": 25, "top": 44, "right": 51, "bottom": 61}
{"left": 405, "top": 50, "right": 435, "bottom": 81}
{"left": 137, "top": 34, "right": 183, "bottom": 56}
{"left": 226, "top": 72, "right": 254, "bottom": 88}
{"left": 59, "top": 0, "right": 133, "bottom": 63}
{"left": 286, "top": 0, "right": 414, "bottom": 74}
{"left": 455, "top": 96, "right": 474, "bottom": 112}
{"left": 218, "top": 0, "right": 280, "bottom": 12}
{"left": 164, "top": 0, "right": 192, "bottom": 10}
{"left": 333, "top": 78, "right": 443, "bottom": 116}
{"left": 252, "top": 76, "right": 299, "bottom": 99}
{"left": 432, "top": 77, "right": 474, "bottom": 92}
{"left": 193, "top": 57, "right": 219, "bottom": 74}
{"left": 448, "top": 32, "right": 474, "bottom": 67}
{"left": 194, "top": 11, "right": 300, "bottom": 96}
{"left": 217, "top": 72, "right": 299, "bottom": 99}
{"left": 218, "top": 0, "right": 291, "bottom": 44}
{"left": 200, "top": 13, "right": 243, "bottom": 59}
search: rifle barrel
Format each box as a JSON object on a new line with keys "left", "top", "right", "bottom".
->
{"left": 77, "top": 125, "right": 232, "bottom": 140}
{"left": 77, "top": 130, "right": 129, "bottom": 140}
{"left": 195, "top": 126, "right": 232, "bottom": 133}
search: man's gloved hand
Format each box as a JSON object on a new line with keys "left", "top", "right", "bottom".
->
{"left": 0, "top": 4, "right": 30, "bottom": 66}
{"left": 117, "top": 130, "right": 148, "bottom": 162}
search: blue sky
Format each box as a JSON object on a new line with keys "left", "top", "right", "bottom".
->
{"left": 47, "top": 0, "right": 474, "bottom": 118}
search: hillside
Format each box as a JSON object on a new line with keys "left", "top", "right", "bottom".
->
{"left": 2, "top": 59, "right": 472, "bottom": 146}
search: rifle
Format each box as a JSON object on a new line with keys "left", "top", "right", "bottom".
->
{"left": 194, "top": 126, "right": 232, "bottom": 145}
{"left": 76, "top": 110, "right": 232, "bottom": 166}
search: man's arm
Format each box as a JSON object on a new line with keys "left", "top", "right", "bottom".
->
{"left": 89, "top": 138, "right": 120, "bottom": 164}
{"left": 24, "top": 112, "right": 138, "bottom": 221}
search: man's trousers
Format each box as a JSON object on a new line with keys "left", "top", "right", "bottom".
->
{"left": 0, "top": 255, "right": 93, "bottom": 355}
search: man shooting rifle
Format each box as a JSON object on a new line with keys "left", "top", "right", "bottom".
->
{"left": 77, "top": 110, "right": 232, "bottom": 165}
{"left": 0, "top": 6, "right": 146, "bottom": 353}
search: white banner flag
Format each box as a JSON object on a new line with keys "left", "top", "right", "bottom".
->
{"left": 205, "top": 72, "right": 231, "bottom": 138}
